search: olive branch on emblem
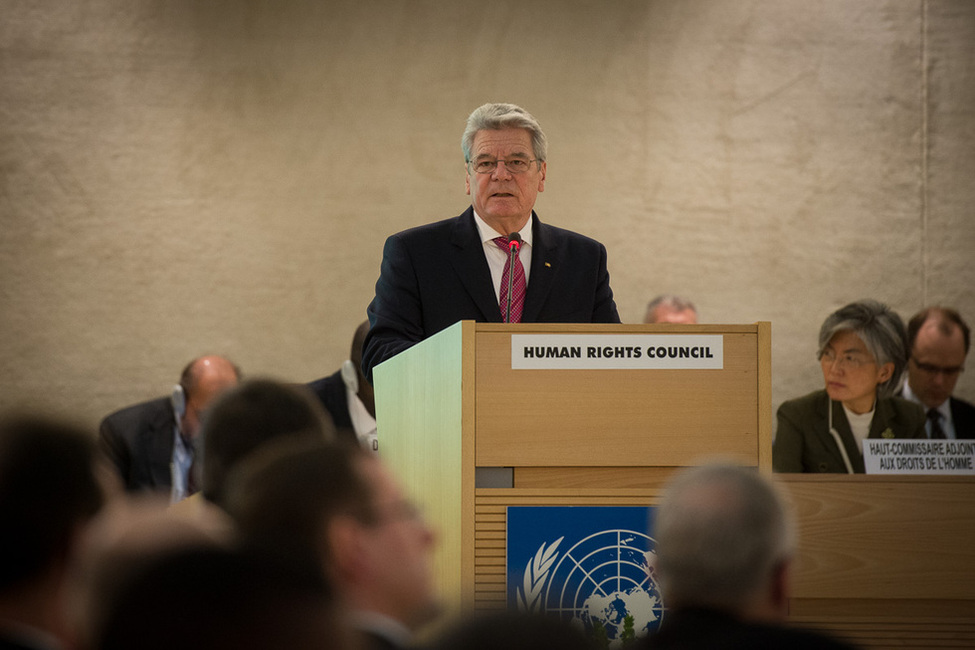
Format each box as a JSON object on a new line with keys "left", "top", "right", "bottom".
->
{"left": 516, "top": 536, "right": 563, "bottom": 613}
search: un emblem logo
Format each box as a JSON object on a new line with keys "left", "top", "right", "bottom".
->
{"left": 507, "top": 507, "right": 663, "bottom": 646}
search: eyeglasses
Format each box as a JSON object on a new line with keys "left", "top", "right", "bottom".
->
{"left": 467, "top": 158, "right": 539, "bottom": 174}
{"left": 370, "top": 499, "right": 425, "bottom": 527}
{"left": 911, "top": 357, "right": 965, "bottom": 378}
{"left": 818, "top": 348, "right": 875, "bottom": 370}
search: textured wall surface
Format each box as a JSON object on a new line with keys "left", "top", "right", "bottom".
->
{"left": 1, "top": 0, "right": 973, "bottom": 429}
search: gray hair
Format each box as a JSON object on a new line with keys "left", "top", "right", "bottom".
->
{"left": 652, "top": 463, "right": 796, "bottom": 612}
{"left": 461, "top": 103, "right": 547, "bottom": 163}
{"left": 817, "top": 299, "right": 908, "bottom": 397}
{"left": 644, "top": 294, "right": 697, "bottom": 323}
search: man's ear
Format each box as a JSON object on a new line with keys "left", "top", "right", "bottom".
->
{"left": 465, "top": 167, "right": 472, "bottom": 196}
{"left": 326, "top": 515, "right": 362, "bottom": 579}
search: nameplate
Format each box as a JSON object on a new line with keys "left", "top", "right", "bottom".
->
{"left": 863, "top": 439, "right": 975, "bottom": 475}
{"left": 510, "top": 334, "right": 723, "bottom": 370}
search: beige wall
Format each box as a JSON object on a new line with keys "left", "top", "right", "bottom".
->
{"left": 2, "top": 0, "right": 973, "bottom": 430}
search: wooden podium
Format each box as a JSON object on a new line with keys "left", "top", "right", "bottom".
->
{"left": 372, "top": 321, "right": 772, "bottom": 613}
{"left": 373, "top": 321, "right": 975, "bottom": 647}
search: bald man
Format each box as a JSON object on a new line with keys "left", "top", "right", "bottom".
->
{"left": 99, "top": 355, "right": 241, "bottom": 501}
{"left": 901, "top": 307, "right": 974, "bottom": 439}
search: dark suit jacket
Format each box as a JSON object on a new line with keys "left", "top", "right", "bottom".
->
{"left": 642, "top": 608, "right": 856, "bottom": 650}
{"left": 950, "top": 396, "right": 975, "bottom": 439}
{"left": 362, "top": 208, "right": 620, "bottom": 380}
{"left": 773, "top": 389, "right": 926, "bottom": 473}
{"left": 307, "top": 369, "right": 358, "bottom": 445}
{"left": 98, "top": 396, "right": 175, "bottom": 493}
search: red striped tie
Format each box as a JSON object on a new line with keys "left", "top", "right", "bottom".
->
{"left": 494, "top": 236, "right": 526, "bottom": 323}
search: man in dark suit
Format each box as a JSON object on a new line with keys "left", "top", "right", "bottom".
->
{"left": 902, "top": 307, "right": 975, "bottom": 439}
{"left": 643, "top": 463, "right": 856, "bottom": 650}
{"left": 308, "top": 321, "right": 376, "bottom": 450}
{"left": 98, "top": 355, "right": 240, "bottom": 501}
{"left": 362, "top": 103, "right": 620, "bottom": 381}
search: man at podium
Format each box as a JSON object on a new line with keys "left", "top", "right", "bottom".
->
{"left": 362, "top": 102, "right": 620, "bottom": 381}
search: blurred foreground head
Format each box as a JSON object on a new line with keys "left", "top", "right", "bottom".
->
{"left": 94, "top": 545, "right": 349, "bottom": 650}
{"left": 200, "top": 378, "right": 336, "bottom": 508}
{"left": 652, "top": 463, "right": 796, "bottom": 621}
{"left": 226, "top": 438, "right": 439, "bottom": 637}
{"left": 0, "top": 414, "right": 104, "bottom": 593}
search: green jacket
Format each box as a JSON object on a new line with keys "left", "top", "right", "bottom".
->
{"left": 773, "top": 389, "right": 926, "bottom": 473}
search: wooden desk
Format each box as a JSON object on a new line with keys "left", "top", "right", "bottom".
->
{"left": 777, "top": 475, "right": 975, "bottom": 649}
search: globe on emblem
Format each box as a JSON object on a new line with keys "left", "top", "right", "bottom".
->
{"left": 580, "top": 587, "right": 661, "bottom": 646}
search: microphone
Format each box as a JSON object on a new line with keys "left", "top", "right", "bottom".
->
{"left": 505, "top": 232, "right": 522, "bottom": 323}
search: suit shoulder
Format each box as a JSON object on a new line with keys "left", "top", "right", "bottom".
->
{"left": 386, "top": 213, "right": 468, "bottom": 243}
{"left": 537, "top": 221, "right": 606, "bottom": 249}
{"left": 778, "top": 390, "right": 826, "bottom": 415}
{"left": 101, "top": 396, "right": 172, "bottom": 430}
{"left": 951, "top": 396, "right": 975, "bottom": 415}
{"left": 887, "top": 395, "right": 926, "bottom": 420}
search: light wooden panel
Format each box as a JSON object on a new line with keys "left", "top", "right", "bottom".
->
{"left": 374, "top": 321, "right": 477, "bottom": 612}
{"left": 473, "top": 323, "right": 767, "bottom": 467}
{"left": 513, "top": 466, "right": 680, "bottom": 489}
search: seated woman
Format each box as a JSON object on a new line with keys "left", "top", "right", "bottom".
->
{"left": 773, "top": 300, "right": 925, "bottom": 473}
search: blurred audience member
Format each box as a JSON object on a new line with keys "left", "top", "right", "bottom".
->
{"left": 68, "top": 496, "right": 233, "bottom": 649}
{"left": 191, "top": 379, "right": 336, "bottom": 513}
{"left": 92, "top": 545, "right": 348, "bottom": 650}
{"left": 900, "top": 307, "right": 973, "bottom": 439}
{"left": 431, "top": 610, "right": 595, "bottom": 650}
{"left": 0, "top": 414, "right": 104, "bottom": 650}
{"left": 309, "top": 320, "right": 378, "bottom": 450}
{"left": 643, "top": 295, "right": 698, "bottom": 324}
{"left": 226, "top": 438, "right": 438, "bottom": 650}
{"left": 644, "top": 463, "right": 856, "bottom": 649}
{"left": 99, "top": 355, "right": 240, "bottom": 502}
{"left": 773, "top": 300, "right": 925, "bottom": 473}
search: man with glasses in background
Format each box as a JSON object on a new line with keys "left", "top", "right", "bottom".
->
{"left": 901, "top": 307, "right": 974, "bottom": 439}
{"left": 225, "top": 439, "right": 438, "bottom": 650}
{"left": 362, "top": 102, "right": 620, "bottom": 381}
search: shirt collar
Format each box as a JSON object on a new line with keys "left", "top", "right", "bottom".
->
{"left": 902, "top": 381, "right": 952, "bottom": 418}
{"left": 472, "top": 210, "right": 533, "bottom": 248}
{"left": 349, "top": 610, "right": 412, "bottom": 647}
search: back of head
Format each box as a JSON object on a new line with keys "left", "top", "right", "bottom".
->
{"left": 94, "top": 545, "right": 343, "bottom": 650}
{"left": 0, "top": 414, "right": 104, "bottom": 592}
{"left": 200, "top": 379, "right": 337, "bottom": 508}
{"left": 462, "top": 102, "right": 548, "bottom": 162}
{"left": 652, "top": 463, "right": 794, "bottom": 614}
{"left": 818, "top": 299, "right": 908, "bottom": 397}
{"left": 224, "top": 437, "right": 373, "bottom": 569}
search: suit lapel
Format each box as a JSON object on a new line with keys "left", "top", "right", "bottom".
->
{"left": 822, "top": 395, "right": 866, "bottom": 473}
{"left": 869, "top": 397, "right": 897, "bottom": 440}
{"left": 522, "top": 212, "right": 557, "bottom": 323}
{"left": 447, "top": 208, "right": 503, "bottom": 322}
